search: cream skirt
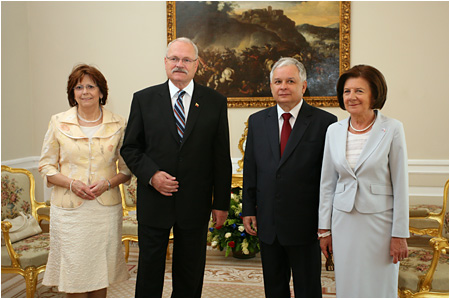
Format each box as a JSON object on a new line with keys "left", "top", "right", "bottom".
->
{"left": 43, "top": 199, "right": 129, "bottom": 293}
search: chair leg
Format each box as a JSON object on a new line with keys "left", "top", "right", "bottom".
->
{"left": 124, "top": 240, "right": 130, "bottom": 263}
{"left": 166, "top": 243, "right": 171, "bottom": 259}
{"left": 24, "top": 267, "right": 38, "bottom": 298}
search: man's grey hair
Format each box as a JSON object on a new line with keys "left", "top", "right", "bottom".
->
{"left": 270, "top": 57, "right": 307, "bottom": 83}
{"left": 166, "top": 37, "right": 199, "bottom": 59}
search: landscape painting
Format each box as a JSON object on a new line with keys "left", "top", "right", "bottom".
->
{"left": 167, "top": 1, "right": 350, "bottom": 107}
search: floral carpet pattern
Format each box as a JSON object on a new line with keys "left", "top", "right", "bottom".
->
{"left": 1, "top": 244, "right": 336, "bottom": 298}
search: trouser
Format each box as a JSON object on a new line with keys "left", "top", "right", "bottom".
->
{"left": 135, "top": 222, "right": 208, "bottom": 298}
{"left": 259, "top": 237, "right": 323, "bottom": 298}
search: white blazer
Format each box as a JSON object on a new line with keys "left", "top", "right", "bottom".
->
{"left": 319, "top": 111, "right": 409, "bottom": 238}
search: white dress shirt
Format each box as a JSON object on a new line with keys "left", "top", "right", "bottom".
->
{"left": 276, "top": 99, "right": 303, "bottom": 139}
{"left": 168, "top": 79, "right": 194, "bottom": 121}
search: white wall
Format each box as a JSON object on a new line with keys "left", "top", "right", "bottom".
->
{"left": 2, "top": 1, "right": 449, "bottom": 203}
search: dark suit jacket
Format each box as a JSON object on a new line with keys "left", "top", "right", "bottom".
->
{"left": 121, "top": 80, "right": 232, "bottom": 230}
{"left": 242, "top": 101, "right": 337, "bottom": 246}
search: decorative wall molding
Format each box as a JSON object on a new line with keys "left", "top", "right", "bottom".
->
{"left": 3, "top": 157, "right": 446, "bottom": 176}
{"left": 408, "top": 159, "right": 449, "bottom": 174}
{"left": 1, "top": 156, "right": 40, "bottom": 170}
{"left": 2, "top": 157, "right": 448, "bottom": 205}
{"left": 234, "top": 158, "right": 449, "bottom": 176}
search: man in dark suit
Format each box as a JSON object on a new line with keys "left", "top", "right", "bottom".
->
{"left": 242, "top": 57, "right": 337, "bottom": 298}
{"left": 121, "top": 37, "right": 231, "bottom": 298}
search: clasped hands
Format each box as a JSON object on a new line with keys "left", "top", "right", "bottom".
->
{"left": 71, "top": 179, "right": 109, "bottom": 200}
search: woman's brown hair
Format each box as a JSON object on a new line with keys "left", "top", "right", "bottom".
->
{"left": 336, "top": 65, "right": 387, "bottom": 110}
{"left": 67, "top": 64, "right": 108, "bottom": 107}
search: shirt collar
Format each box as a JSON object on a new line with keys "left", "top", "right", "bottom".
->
{"left": 277, "top": 99, "right": 303, "bottom": 120}
{"left": 169, "top": 80, "right": 194, "bottom": 98}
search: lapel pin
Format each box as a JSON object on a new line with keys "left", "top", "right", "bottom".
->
{"left": 195, "top": 103, "right": 199, "bottom": 107}
{"left": 382, "top": 128, "right": 386, "bottom": 132}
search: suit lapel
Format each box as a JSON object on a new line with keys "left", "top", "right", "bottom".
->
{"left": 57, "top": 107, "right": 86, "bottom": 139}
{"left": 265, "top": 107, "right": 281, "bottom": 163}
{"left": 354, "top": 111, "right": 386, "bottom": 172}
{"left": 278, "top": 102, "right": 312, "bottom": 167}
{"left": 159, "top": 82, "right": 180, "bottom": 143}
{"left": 181, "top": 82, "right": 202, "bottom": 147}
{"left": 336, "top": 118, "right": 356, "bottom": 177}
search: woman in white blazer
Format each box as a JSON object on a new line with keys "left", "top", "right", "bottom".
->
{"left": 318, "top": 65, "right": 409, "bottom": 297}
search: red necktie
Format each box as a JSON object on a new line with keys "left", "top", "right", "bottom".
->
{"left": 280, "top": 113, "right": 292, "bottom": 157}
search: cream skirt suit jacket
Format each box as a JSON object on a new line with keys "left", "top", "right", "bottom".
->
{"left": 39, "top": 106, "right": 130, "bottom": 208}
{"left": 319, "top": 111, "right": 409, "bottom": 297}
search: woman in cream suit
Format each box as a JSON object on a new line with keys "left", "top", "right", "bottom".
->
{"left": 39, "top": 64, "right": 131, "bottom": 297}
{"left": 318, "top": 65, "right": 409, "bottom": 297}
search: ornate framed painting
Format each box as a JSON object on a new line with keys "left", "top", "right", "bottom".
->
{"left": 167, "top": 1, "right": 350, "bottom": 107}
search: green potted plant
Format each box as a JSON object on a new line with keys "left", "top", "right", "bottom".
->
{"left": 207, "top": 188, "right": 260, "bottom": 258}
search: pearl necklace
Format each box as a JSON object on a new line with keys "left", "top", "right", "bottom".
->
{"left": 349, "top": 115, "right": 376, "bottom": 132}
{"left": 77, "top": 107, "right": 102, "bottom": 123}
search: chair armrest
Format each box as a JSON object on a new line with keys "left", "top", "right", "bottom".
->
{"left": 410, "top": 208, "right": 430, "bottom": 217}
{"left": 35, "top": 200, "right": 51, "bottom": 224}
{"left": 37, "top": 214, "right": 50, "bottom": 224}
{"left": 416, "top": 237, "right": 450, "bottom": 293}
{"left": 1, "top": 221, "right": 21, "bottom": 268}
{"left": 429, "top": 237, "right": 449, "bottom": 253}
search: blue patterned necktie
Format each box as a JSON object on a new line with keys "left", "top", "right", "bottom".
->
{"left": 174, "top": 90, "right": 186, "bottom": 141}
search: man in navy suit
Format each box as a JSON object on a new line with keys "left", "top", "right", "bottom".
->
{"left": 243, "top": 57, "right": 337, "bottom": 297}
{"left": 121, "top": 37, "right": 231, "bottom": 298}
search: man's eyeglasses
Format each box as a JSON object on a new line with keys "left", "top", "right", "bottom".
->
{"left": 74, "top": 84, "right": 97, "bottom": 92}
{"left": 166, "top": 56, "right": 198, "bottom": 65}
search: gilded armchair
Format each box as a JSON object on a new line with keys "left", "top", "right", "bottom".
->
{"left": 120, "top": 175, "right": 139, "bottom": 263}
{"left": 120, "top": 175, "right": 173, "bottom": 263}
{"left": 1, "top": 165, "right": 51, "bottom": 297}
{"left": 398, "top": 180, "right": 449, "bottom": 297}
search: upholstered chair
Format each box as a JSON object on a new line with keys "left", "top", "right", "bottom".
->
{"left": 398, "top": 180, "right": 449, "bottom": 297}
{"left": 120, "top": 175, "right": 138, "bottom": 263}
{"left": 1, "top": 165, "right": 50, "bottom": 297}
{"left": 120, "top": 175, "right": 173, "bottom": 262}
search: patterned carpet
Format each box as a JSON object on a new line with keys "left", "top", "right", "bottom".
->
{"left": 1, "top": 244, "right": 336, "bottom": 297}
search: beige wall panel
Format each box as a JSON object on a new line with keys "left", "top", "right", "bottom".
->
{"left": 350, "top": 1, "right": 449, "bottom": 159}
{"left": 409, "top": 173, "right": 449, "bottom": 188}
{"left": 1, "top": 2, "right": 33, "bottom": 160}
{"left": 1, "top": 1, "right": 448, "bottom": 163}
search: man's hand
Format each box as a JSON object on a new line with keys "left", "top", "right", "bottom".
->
{"left": 212, "top": 210, "right": 228, "bottom": 228}
{"left": 243, "top": 216, "right": 257, "bottom": 236}
{"left": 151, "top": 171, "right": 179, "bottom": 196}
{"left": 390, "top": 237, "right": 408, "bottom": 264}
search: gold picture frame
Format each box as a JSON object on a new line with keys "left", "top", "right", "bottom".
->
{"left": 167, "top": 1, "right": 350, "bottom": 108}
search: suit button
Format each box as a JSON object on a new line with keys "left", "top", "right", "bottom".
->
{"left": 276, "top": 174, "right": 281, "bottom": 179}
